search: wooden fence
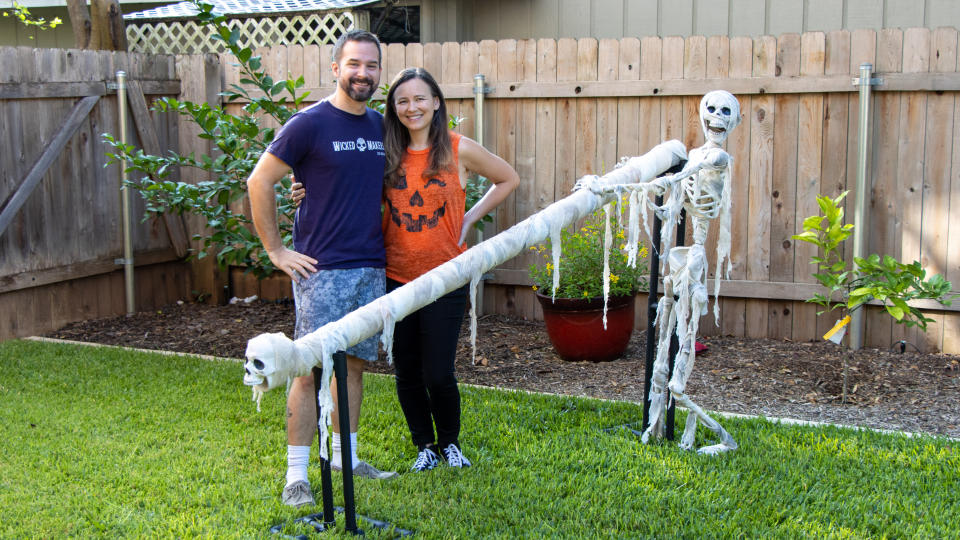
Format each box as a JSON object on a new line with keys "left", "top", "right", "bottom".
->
{"left": 0, "top": 47, "right": 190, "bottom": 340}
{"left": 220, "top": 28, "right": 960, "bottom": 353}
{"left": 3, "top": 27, "right": 960, "bottom": 353}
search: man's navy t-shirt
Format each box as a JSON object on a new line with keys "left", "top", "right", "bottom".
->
{"left": 267, "top": 100, "right": 386, "bottom": 270}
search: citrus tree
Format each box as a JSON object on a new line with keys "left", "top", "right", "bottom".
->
{"left": 792, "top": 191, "right": 956, "bottom": 401}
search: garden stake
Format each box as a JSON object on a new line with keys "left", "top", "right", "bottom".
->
{"left": 664, "top": 206, "right": 686, "bottom": 441}
{"left": 333, "top": 352, "right": 360, "bottom": 535}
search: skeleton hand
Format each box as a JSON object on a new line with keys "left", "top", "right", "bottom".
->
{"left": 646, "top": 177, "right": 670, "bottom": 197}
{"left": 573, "top": 174, "right": 605, "bottom": 195}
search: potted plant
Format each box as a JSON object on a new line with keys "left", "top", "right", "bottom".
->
{"left": 528, "top": 204, "right": 649, "bottom": 361}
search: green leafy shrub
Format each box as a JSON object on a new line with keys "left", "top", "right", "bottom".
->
{"left": 792, "top": 191, "right": 954, "bottom": 331}
{"left": 105, "top": 1, "right": 306, "bottom": 279}
{"left": 528, "top": 203, "right": 649, "bottom": 299}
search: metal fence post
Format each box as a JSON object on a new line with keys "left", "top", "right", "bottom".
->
{"left": 850, "top": 63, "right": 879, "bottom": 350}
{"left": 116, "top": 71, "right": 135, "bottom": 316}
{"left": 473, "top": 73, "right": 487, "bottom": 314}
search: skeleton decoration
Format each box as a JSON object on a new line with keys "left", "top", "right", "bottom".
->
{"left": 579, "top": 90, "right": 742, "bottom": 454}
{"left": 243, "top": 140, "right": 686, "bottom": 459}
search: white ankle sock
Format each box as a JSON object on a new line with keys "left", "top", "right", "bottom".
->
{"left": 330, "top": 432, "right": 359, "bottom": 469}
{"left": 286, "top": 445, "right": 310, "bottom": 485}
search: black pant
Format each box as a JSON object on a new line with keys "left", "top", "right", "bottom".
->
{"left": 387, "top": 279, "right": 468, "bottom": 450}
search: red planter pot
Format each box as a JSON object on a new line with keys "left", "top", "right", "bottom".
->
{"left": 536, "top": 292, "right": 636, "bottom": 362}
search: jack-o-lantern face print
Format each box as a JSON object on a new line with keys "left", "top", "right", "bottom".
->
{"left": 386, "top": 173, "right": 449, "bottom": 232}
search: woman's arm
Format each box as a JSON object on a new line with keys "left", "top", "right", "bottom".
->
{"left": 457, "top": 136, "right": 520, "bottom": 244}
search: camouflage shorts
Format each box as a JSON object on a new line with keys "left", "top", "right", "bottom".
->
{"left": 293, "top": 267, "right": 386, "bottom": 362}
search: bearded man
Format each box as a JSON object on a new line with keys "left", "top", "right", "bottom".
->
{"left": 247, "top": 29, "right": 397, "bottom": 508}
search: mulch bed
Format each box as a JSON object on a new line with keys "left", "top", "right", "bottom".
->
{"left": 47, "top": 300, "right": 960, "bottom": 439}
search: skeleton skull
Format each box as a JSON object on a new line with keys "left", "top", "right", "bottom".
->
{"left": 699, "top": 90, "right": 741, "bottom": 146}
{"left": 243, "top": 332, "right": 298, "bottom": 392}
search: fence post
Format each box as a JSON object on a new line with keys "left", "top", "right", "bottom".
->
{"left": 116, "top": 70, "right": 136, "bottom": 316}
{"left": 473, "top": 73, "right": 487, "bottom": 314}
{"left": 850, "top": 63, "right": 879, "bottom": 350}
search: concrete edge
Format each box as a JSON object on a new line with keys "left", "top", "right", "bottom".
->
{"left": 454, "top": 382, "right": 959, "bottom": 441}
{"left": 24, "top": 336, "right": 243, "bottom": 363}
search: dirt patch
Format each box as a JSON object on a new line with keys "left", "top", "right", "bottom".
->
{"left": 48, "top": 300, "right": 960, "bottom": 438}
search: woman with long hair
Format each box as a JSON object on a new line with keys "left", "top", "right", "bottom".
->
{"left": 381, "top": 67, "right": 518, "bottom": 471}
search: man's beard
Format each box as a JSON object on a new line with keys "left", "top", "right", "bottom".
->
{"left": 340, "top": 76, "right": 376, "bottom": 102}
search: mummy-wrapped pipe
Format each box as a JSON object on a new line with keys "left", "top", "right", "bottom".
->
{"left": 242, "top": 140, "right": 686, "bottom": 454}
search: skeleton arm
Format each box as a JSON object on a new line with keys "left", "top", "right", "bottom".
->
{"left": 574, "top": 172, "right": 674, "bottom": 197}
{"left": 656, "top": 146, "right": 729, "bottom": 186}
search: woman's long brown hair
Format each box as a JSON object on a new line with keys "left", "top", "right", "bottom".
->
{"left": 383, "top": 68, "right": 453, "bottom": 188}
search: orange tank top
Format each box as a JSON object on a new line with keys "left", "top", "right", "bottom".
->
{"left": 383, "top": 131, "right": 467, "bottom": 283}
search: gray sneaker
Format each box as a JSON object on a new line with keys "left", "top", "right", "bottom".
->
{"left": 281, "top": 480, "right": 315, "bottom": 508}
{"left": 332, "top": 460, "right": 399, "bottom": 480}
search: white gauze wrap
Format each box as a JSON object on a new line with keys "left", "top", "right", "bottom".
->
{"left": 550, "top": 221, "right": 562, "bottom": 301}
{"left": 602, "top": 203, "right": 612, "bottom": 329}
{"left": 712, "top": 158, "right": 734, "bottom": 324}
{"left": 241, "top": 141, "right": 686, "bottom": 455}
{"left": 626, "top": 190, "right": 641, "bottom": 267}
{"left": 468, "top": 271, "right": 482, "bottom": 364}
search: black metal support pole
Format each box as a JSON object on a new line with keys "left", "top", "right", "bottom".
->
{"left": 332, "top": 351, "right": 361, "bottom": 535}
{"left": 642, "top": 194, "right": 663, "bottom": 431}
{"left": 642, "top": 162, "right": 685, "bottom": 441}
{"left": 664, "top": 209, "right": 686, "bottom": 441}
{"left": 311, "top": 366, "right": 335, "bottom": 528}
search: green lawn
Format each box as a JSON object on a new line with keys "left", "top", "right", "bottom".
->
{"left": 1, "top": 339, "right": 957, "bottom": 538}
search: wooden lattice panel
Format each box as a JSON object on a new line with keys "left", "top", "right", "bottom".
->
{"left": 127, "top": 12, "right": 357, "bottom": 54}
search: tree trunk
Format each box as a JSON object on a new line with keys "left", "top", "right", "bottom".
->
{"left": 842, "top": 349, "right": 852, "bottom": 404}
{"left": 65, "top": 0, "right": 92, "bottom": 49}
{"left": 89, "top": 0, "right": 127, "bottom": 51}
{"left": 67, "top": 0, "right": 127, "bottom": 50}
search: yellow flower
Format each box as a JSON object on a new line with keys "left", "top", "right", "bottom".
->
{"left": 532, "top": 285, "right": 538, "bottom": 291}
{"left": 619, "top": 243, "right": 626, "bottom": 251}
{"left": 610, "top": 274, "right": 620, "bottom": 283}
{"left": 639, "top": 245, "right": 649, "bottom": 258}
{"left": 583, "top": 291, "right": 590, "bottom": 298}
{"left": 545, "top": 262, "right": 553, "bottom": 272}
{"left": 616, "top": 230, "right": 625, "bottom": 240}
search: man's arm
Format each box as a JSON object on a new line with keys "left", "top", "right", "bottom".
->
{"left": 247, "top": 152, "right": 318, "bottom": 282}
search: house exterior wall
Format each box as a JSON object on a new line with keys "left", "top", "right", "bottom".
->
{"left": 0, "top": 3, "right": 169, "bottom": 48}
{"left": 420, "top": 0, "right": 960, "bottom": 43}
{"left": 0, "top": 6, "right": 79, "bottom": 48}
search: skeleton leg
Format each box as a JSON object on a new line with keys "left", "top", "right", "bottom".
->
{"left": 665, "top": 282, "right": 737, "bottom": 453}
{"left": 672, "top": 393, "right": 737, "bottom": 454}
{"left": 669, "top": 281, "right": 706, "bottom": 450}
